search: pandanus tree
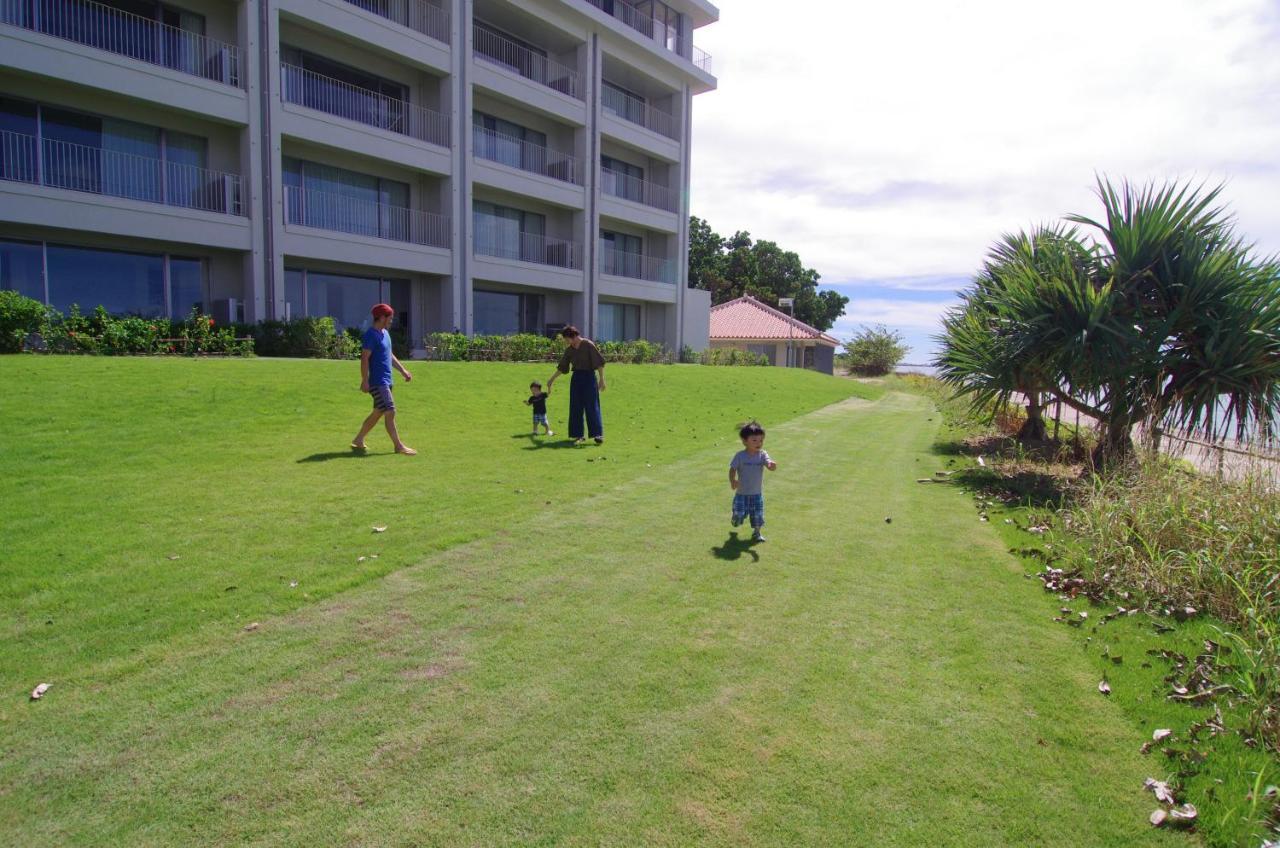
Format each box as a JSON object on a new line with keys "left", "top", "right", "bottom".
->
{"left": 937, "top": 178, "right": 1280, "bottom": 467}
{"left": 935, "top": 224, "right": 1093, "bottom": 442}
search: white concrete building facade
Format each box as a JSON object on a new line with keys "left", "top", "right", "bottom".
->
{"left": 0, "top": 0, "right": 716, "bottom": 352}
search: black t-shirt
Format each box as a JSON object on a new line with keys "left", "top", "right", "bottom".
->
{"left": 525, "top": 391, "right": 548, "bottom": 414}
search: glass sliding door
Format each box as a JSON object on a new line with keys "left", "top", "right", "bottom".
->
{"left": 46, "top": 244, "right": 166, "bottom": 317}
{"left": 0, "top": 239, "right": 45, "bottom": 301}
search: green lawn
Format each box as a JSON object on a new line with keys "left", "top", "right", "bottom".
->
{"left": 1, "top": 358, "right": 1182, "bottom": 845}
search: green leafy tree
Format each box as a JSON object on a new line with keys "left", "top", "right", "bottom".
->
{"left": 687, "top": 217, "right": 848, "bottom": 331}
{"left": 843, "top": 324, "right": 909, "bottom": 376}
{"left": 0, "top": 290, "right": 48, "bottom": 353}
{"left": 936, "top": 178, "right": 1280, "bottom": 466}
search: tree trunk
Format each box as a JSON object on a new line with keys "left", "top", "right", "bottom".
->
{"left": 1017, "top": 392, "right": 1047, "bottom": 442}
{"left": 1091, "top": 418, "right": 1135, "bottom": 469}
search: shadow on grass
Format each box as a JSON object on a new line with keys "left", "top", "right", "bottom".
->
{"left": 521, "top": 436, "right": 584, "bottom": 451}
{"left": 711, "top": 531, "right": 759, "bottom": 562}
{"left": 296, "top": 450, "right": 371, "bottom": 463}
{"left": 949, "top": 467, "right": 1071, "bottom": 509}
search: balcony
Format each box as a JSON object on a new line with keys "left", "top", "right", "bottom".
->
{"left": 601, "top": 84, "right": 677, "bottom": 139}
{"left": 578, "top": 0, "right": 712, "bottom": 74}
{"left": 1, "top": 129, "right": 243, "bottom": 214}
{"left": 341, "top": 0, "right": 449, "bottom": 44}
{"left": 472, "top": 24, "right": 582, "bottom": 100}
{"left": 600, "top": 166, "right": 675, "bottom": 212}
{"left": 473, "top": 125, "right": 579, "bottom": 184}
{"left": 284, "top": 184, "right": 450, "bottom": 248}
{"left": 0, "top": 0, "right": 241, "bottom": 87}
{"left": 599, "top": 242, "right": 674, "bottom": 283}
{"left": 281, "top": 63, "right": 450, "bottom": 149}
{"left": 474, "top": 224, "right": 581, "bottom": 270}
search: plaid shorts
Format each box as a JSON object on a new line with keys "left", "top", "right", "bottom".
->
{"left": 731, "top": 493, "right": 765, "bottom": 528}
{"left": 369, "top": 384, "right": 396, "bottom": 411}
{"left": 532, "top": 413, "right": 548, "bottom": 425}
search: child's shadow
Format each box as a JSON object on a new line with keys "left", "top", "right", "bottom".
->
{"left": 711, "top": 531, "right": 759, "bottom": 562}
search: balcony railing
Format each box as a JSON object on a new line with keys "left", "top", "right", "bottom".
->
{"left": 0, "top": 0, "right": 241, "bottom": 87}
{"left": 281, "top": 63, "right": 451, "bottom": 149}
{"left": 341, "top": 0, "right": 449, "bottom": 44}
{"left": 474, "top": 221, "right": 581, "bottom": 269}
{"left": 601, "top": 84, "right": 677, "bottom": 140}
{"left": 578, "top": 0, "right": 712, "bottom": 74}
{"left": 598, "top": 242, "right": 675, "bottom": 283}
{"left": 473, "top": 126, "right": 579, "bottom": 185}
{"left": 472, "top": 24, "right": 582, "bottom": 100}
{"left": 285, "top": 184, "right": 450, "bottom": 248}
{"left": 1, "top": 129, "right": 243, "bottom": 215}
{"left": 600, "top": 166, "right": 676, "bottom": 212}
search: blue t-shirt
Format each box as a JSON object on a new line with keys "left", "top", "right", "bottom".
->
{"left": 362, "top": 327, "right": 393, "bottom": 387}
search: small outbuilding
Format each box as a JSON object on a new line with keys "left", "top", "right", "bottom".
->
{"left": 708, "top": 295, "right": 840, "bottom": 374}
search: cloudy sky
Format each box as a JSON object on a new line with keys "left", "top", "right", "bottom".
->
{"left": 689, "top": 0, "right": 1280, "bottom": 362}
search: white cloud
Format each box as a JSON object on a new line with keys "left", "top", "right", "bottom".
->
{"left": 690, "top": 0, "right": 1280, "bottom": 286}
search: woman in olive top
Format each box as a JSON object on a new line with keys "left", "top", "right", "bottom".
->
{"left": 546, "top": 325, "right": 606, "bottom": 444}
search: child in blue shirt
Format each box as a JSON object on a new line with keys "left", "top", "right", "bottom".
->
{"left": 729, "top": 421, "right": 777, "bottom": 542}
{"left": 351, "top": 303, "right": 416, "bottom": 455}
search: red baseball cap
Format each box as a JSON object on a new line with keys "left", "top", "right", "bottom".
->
{"left": 371, "top": 303, "right": 394, "bottom": 319}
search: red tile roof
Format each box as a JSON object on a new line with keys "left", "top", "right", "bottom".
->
{"left": 708, "top": 295, "right": 840, "bottom": 346}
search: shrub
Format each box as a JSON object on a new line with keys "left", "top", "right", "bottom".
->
{"left": 843, "top": 324, "right": 908, "bottom": 376}
{"left": 701, "top": 347, "right": 769, "bottom": 366}
{"left": 680, "top": 344, "right": 701, "bottom": 364}
{"left": 0, "top": 290, "right": 47, "bottom": 352}
{"left": 253, "top": 317, "right": 356, "bottom": 359}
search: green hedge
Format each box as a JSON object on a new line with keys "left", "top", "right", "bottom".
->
{"left": 422, "top": 333, "right": 678, "bottom": 364}
{"left": 40, "top": 306, "right": 252, "bottom": 356}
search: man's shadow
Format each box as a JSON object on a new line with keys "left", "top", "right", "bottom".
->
{"left": 711, "top": 531, "right": 759, "bottom": 562}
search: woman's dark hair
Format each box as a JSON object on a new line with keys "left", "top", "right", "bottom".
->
{"left": 739, "top": 421, "right": 766, "bottom": 439}
{"left": 530, "top": 381, "right": 542, "bottom": 389}
{"left": 560, "top": 325, "right": 580, "bottom": 338}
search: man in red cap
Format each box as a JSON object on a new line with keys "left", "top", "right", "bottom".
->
{"left": 352, "top": 303, "right": 416, "bottom": 455}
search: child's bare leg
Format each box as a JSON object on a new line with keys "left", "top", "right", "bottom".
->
{"left": 353, "top": 409, "right": 383, "bottom": 448}
{"left": 383, "top": 410, "right": 416, "bottom": 455}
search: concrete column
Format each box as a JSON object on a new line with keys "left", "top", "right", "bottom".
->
{"left": 239, "top": 0, "right": 267, "bottom": 322}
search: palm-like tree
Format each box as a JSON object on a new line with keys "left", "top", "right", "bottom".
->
{"left": 937, "top": 178, "right": 1280, "bottom": 467}
{"left": 1063, "top": 179, "right": 1280, "bottom": 462}
{"left": 935, "top": 224, "right": 1092, "bottom": 442}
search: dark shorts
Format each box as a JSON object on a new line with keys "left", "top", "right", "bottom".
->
{"left": 731, "top": 493, "right": 765, "bottom": 528}
{"left": 370, "top": 384, "right": 395, "bottom": 411}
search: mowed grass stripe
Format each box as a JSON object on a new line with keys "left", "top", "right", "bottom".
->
{"left": 3, "top": 389, "right": 1174, "bottom": 846}
{"left": 0, "top": 357, "right": 866, "bottom": 691}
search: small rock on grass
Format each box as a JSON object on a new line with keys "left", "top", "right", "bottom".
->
{"left": 30, "top": 683, "right": 50, "bottom": 700}
{"left": 1098, "top": 680, "right": 1111, "bottom": 695}
{"left": 243, "top": 622, "right": 260, "bottom": 632}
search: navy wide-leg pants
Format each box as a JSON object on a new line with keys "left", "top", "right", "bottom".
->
{"left": 568, "top": 370, "right": 603, "bottom": 439}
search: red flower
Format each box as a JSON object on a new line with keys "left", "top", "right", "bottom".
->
{"left": 208, "top": 317, "right": 215, "bottom": 327}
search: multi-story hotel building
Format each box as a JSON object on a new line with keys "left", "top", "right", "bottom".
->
{"left": 0, "top": 0, "right": 717, "bottom": 351}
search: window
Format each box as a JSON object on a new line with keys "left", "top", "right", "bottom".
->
{"left": 283, "top": 158, "right": 411, "bottom": 240}
{"left": 473, "top": 200, "right": 546, "bottom": 263}
{"left": 602, "top": 81, "right": 646, "bottom": 125}
{"left": 284, "top": 268, "right": 407, "bottom": 334}
{"left": 598, "top": 301, "right": 640, "bottom": 342}
{"left": 601, "top": 155, "right": 644, "bottom": 202}
{"left": 600, "top": 230, "right": 643, "bottom": 278}
{"left": 473, "top": 289, "right": 543, "bottom": 335}
{"left": 3, "top": 239, "right": 205, "bottom": 319}
{"left": 280, "top": 47, "right": 410, "bottom": 133}
{"left": 0, "top": 239, "right": 44, "bottom": 301}
{"left": 747, "top": 343, "right": 777, "bottom": 365}
{"left": 0, "top": 97, "right": 211, "bottom": 209}
{"left": 19, "top": 0, "right": 207, "bottom": 74}
{"left": 474, "top": 20, "right": 547, "bottom": 79}
{"left": 473, "top": 111, "right": 548, "bottom": 174}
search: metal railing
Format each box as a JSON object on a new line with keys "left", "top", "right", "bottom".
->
{"left": 600, "top": 84, "right": 677, "bottom": 139}
{"left": 600, "top": 166, "right": 676, "bottom": 211}
{"left": 472, "top": 24, "right": 582, "bottom": 100}
{"left": 472, "top": 125, "right": 579, "bottom": 184}
{"left": 578, "top": 0, "right": 712, "bottom": 73}
{"left": 280, "top": 63, "right": 451, "bottom": 149}
{"left": 0, "top": 0, "right": 241, "bottom": 87}
{"left": 284, "top": 184, "right": 450, "bottom": 248}
{"left": 692, "top": 45, "right": 711, "bottom": 73}
{"left": 473, "top": 221, "right": 581, "bottom": 269}
{"left": 1, "top": 129, "right": 243, "bottom": 214}
{"left": 341, "top": 0, "right": 449, "bottom": 44}
{"left": 598, "top": 242, "right": 675, "bottom": 283}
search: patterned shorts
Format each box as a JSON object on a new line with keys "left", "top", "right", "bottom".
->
{"left": 370, "top": 384, "right": 396, "bottom": 411}
{"left": 533, "top": 413, "right": 548, "bottom": 425}
{"left": 731, "top": 493, "right": 765, "bottom": 528}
